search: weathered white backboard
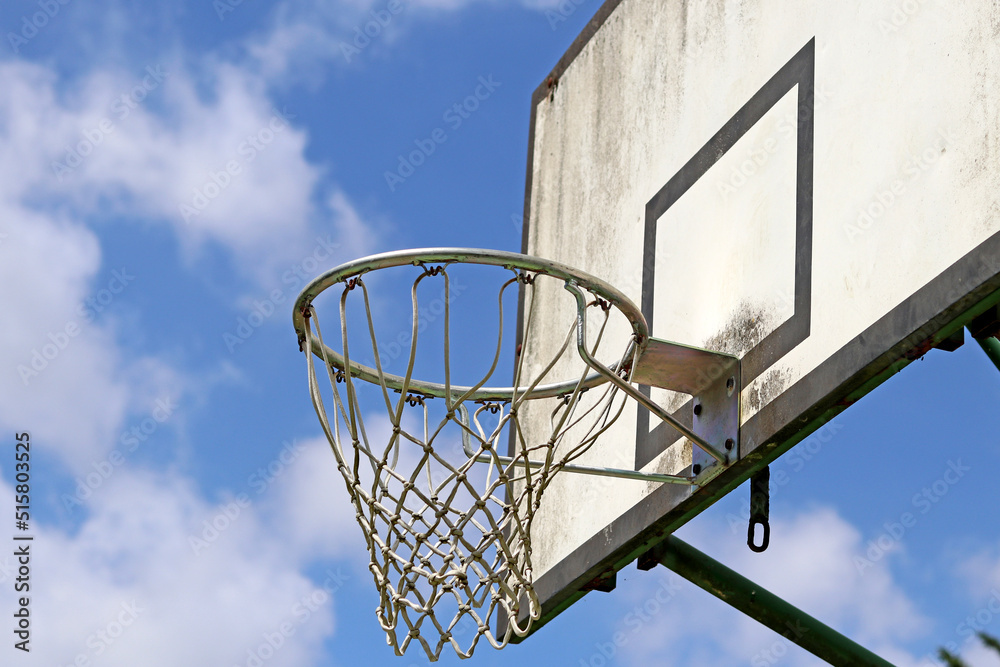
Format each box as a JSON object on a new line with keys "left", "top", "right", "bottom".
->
{"left": 509, "top": 0, "right": 1000, "bottom": 636}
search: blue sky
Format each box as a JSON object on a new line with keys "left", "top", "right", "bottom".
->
{"left": 1, "top": 0, "right": 999, "bottom": 665}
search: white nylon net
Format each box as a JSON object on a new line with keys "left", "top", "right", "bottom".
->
{"left": 299, "top": 262, "right": 637, "bottom": 660}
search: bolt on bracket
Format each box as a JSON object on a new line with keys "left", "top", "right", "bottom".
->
{"left": 631, "top": 337, "right": 741, "bottom": 482}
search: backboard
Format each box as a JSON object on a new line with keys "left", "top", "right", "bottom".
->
{"left": 510, "top": 0, "right": 1000, "bottom": 637}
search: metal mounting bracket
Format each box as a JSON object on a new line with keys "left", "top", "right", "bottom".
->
{"left": 631, "top": 338, "right": 741, "bottom": 481}
{"left": 464, "top": 334, "right": 740, "bottom": 488}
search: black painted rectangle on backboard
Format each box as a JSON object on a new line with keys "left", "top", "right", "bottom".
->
{"left": 636, "top": 39, "right": 814, "bottom": 469}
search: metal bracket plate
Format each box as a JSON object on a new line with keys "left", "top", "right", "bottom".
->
{"left": 631, "top": 338, "right": 741, "bottom": 478}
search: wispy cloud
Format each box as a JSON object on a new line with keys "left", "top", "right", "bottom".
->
{"left": 607, "top": 508, "right": 928, "bottom": 667}
{"left": 0, "top": 470, "right": 339, "bottom": 665}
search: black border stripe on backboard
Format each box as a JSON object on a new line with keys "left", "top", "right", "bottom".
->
{"left": 635, "top": 39, "right": 815, "bottom": 468}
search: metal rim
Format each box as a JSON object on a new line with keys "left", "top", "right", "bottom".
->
{"left": 292, "top": 247, "right": 650, "bottom": 401}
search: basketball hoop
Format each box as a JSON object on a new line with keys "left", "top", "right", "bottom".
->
{"left": 292, "top": 248, "right": 737, "bottom": 660}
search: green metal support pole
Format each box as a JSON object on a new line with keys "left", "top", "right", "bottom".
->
{"left": 652, "top": 536, "right": 895, "bottom": 667}
{"left": 974, "top": 335, "right": 1000, "bottom": 374}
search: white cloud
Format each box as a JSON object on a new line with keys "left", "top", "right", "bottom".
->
{"left": 326, "top": 188, "right": 378, "bottom": 259}
{"left": 0, "top": 50, "right": 377, "bottom": 469}
{"left": 598, "top": 507, "right": 929, "bottom": 667}
{"left": 946, "top": 543, "right": 1000, "bottom": 662}
{"left": 0, "top": 187, "right": 195, "bottom": 473}
{"left": 957, "top": 542, "right": 1000, "bottom": 596}
{"left": 243, "top": 0, "right": 571, "bottom": 83}
{"left": 957, "top": 643, "right": 1000, "bottom": 667}
{"left": 0, "top": 469, "right": 339, "bottom": 666}
{"left": 0, "top": 209, "right": 134, "bottom": 472}
{"left": 711, "top": 508, "right": 927, "bottom": 646}
{"left": 0, "top": 8, "right": 413, "bottom": 667}
{"left": 46, "top": 61, "right": 320, "bottom": 277}
{"left": 256, "top": 436, "right": 369, "bottom": 563}
{"left": 0, "top": 56, "right": 373, "bottom": 285}
{"left": 248, "top": 19, "right": 347, "bottom": 84}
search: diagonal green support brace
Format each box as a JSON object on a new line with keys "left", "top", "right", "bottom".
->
{"left": 644, "top": 536, "right": 895, "bottom": 666}
{"left": 973, "top": 334, "right": 1000, "bottom": 374}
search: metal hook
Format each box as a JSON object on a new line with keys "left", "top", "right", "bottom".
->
{"left": 748, "top": 466, "right": 770, "bottom": 553}
{"left": 457, "top": 403, "right": 475, "bottom": 458}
